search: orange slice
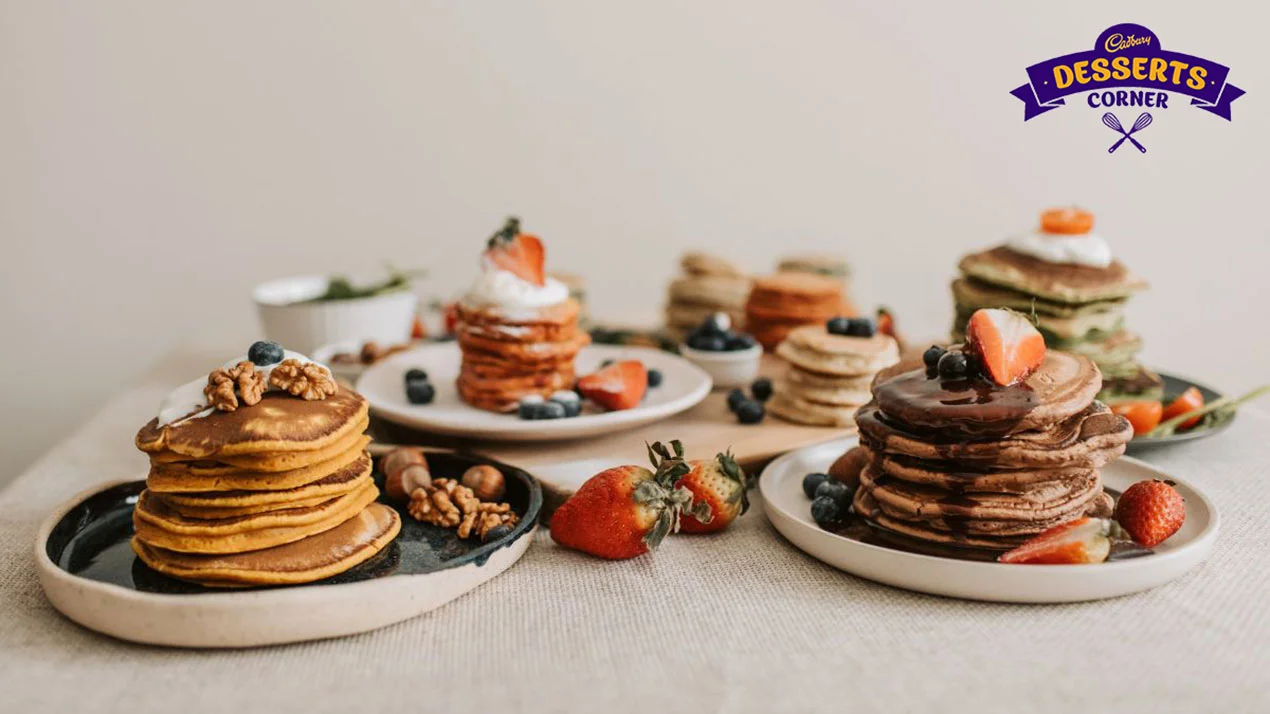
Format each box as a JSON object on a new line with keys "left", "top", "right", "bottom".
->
{"left": 1039, "top": 207, "right": 1094, "bottom": 235}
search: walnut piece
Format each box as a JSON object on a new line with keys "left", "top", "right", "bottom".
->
{"left": 203, "top": 361, "right": 266, "bottom": 412}
{"left": 268, "top": 359, "right": 337, "bottom": 400}
{"left": 407, "top": 478, "right": 519, "bottom": 541}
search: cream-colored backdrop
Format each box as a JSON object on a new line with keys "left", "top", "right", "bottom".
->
{"left": 2, "top": 1, "right": 1266, "bottom": 485}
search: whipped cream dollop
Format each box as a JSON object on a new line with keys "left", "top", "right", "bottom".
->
{"left": 462, "top": 268, "right": 569, "bottom": 311}
{"left": 156, "top": 349, "right": 328, "bottom": 427}
{"left": 1006, "top": 231, "right": 1113, "bottom": 268}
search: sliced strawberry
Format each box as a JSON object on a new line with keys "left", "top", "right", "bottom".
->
{"left": 1162, "top": 387, "right": 1204, "bottom": 430}
{"left": 443, "top": 301, "right": 459, "bottom": 335}
{"left": 577, "top": 360, "right": 648, "bottom": 411}
{"left": 876, "top": 307, "right": 897, "bottom": 339}
{"left": 1111, "top": 400, "right": 1164, "bottom": 437}
{"left": 483, "top": 217, "right": 546, "bottom": 286}
{"left": 411, "top": 315, "right": 427, "bottom": 340}
{"left": 998, "top": 517, "right": 1114, "bottom": 565}
{"left": 1114, "top": 480, "right": 1185, "bottom": 547}
{"left": 1040, "top": 207, "right": 1094, "bottom": 235}
{"left": 965, "top": 308, "right": 1046, "bottom": 386}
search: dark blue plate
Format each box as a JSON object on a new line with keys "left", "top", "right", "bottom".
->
{"left": 1125, "top": 372, "right": 1232, "bottom": 452}
{"left": 46, "top": 451, "right": 541, "bottom": 594}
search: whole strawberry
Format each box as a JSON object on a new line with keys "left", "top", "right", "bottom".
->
{"left": 675, "top": 450, "right": 748, "bottom": 534}
{"left": 1114, "top": 479, "right": 1186, "bottom": 547}
{"left": 550, "top": 440, "right": 694, "bottom": 559}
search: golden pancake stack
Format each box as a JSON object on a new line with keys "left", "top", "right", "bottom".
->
{"left": 768, "top": 324, "right": 900, "bottom": 427}
{"left": 455, "top": 298, "right": 590, "bottom": 412}
{"left": 132, "top": 364, "right": 400, "bottom": 588}
{"left": 745, "top": 273, "right": 854, "bottom": 351}
{"left": 663, "top": 252, "right": 752, "bottom": 340}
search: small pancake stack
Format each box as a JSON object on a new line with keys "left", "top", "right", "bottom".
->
{"left": 768, "top": 324, "right": 900, "bottom": 427}
{"left": 133, "top": 359, "right": 400, "bottom": 587}
{"left": 777, "top": 253, "right": 852, "bottom": 286}
{"left": 456, "top": 298, "right": 589, "bottom": 411}
{"left": 953, "top": 208, "right": 1160, "bottom": 401}
{"left": 849, "top": 349, "right": 1133, "bottom": 551}
{"left": 745, "top": 272, "right": 852, "bottom": 351}
{"left": 663, "top": 252, "right": 752, "bottom": 340}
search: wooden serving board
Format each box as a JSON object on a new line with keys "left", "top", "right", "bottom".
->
{"left": 369, "top": 355, "right": 851, "bottom": 514}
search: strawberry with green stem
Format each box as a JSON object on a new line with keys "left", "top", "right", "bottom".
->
{"left": 676, "top": 450, "right": 750, "bottom": 534}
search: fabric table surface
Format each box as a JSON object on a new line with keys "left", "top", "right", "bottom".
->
{"left": 2, "top": 346, "right": 1268, "bottom": 714}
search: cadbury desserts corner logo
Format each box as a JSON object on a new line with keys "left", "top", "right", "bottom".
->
{"left": 1010, "top": 23, "right": 1245, "bottom": 153}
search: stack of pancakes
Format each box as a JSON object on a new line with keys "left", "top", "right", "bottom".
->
{"left": 456, "top": 298, "right": 590, "bottom": 412}
{"left": 777, "top": 253, "right": 852, "bottom": 285}
{"left": 769, "top": 325, "right": 899, "bottom": 427}
{"left": 953, "top": 246, "right": 1161, "bottom": 401}
{"left": 132, "top": 389, "right": 400, "bottom": 587}
{"left": 663, "top": 252, "right": 752, "bottom": 339}
{"left": 851, "top": 350, "right": 1133, "bottom": 551}
{"left": 745, "top": 273, "right": 851, "bottom": 351}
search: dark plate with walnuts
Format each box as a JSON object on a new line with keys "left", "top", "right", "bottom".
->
{"left": 35, "top": 451, "right": 541, "bottom": 648}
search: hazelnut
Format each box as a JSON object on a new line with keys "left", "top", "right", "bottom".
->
{"left": 360, "top": 341, "right": 383, "bottom": 364}
{"left": 461, "top": 465, "right": 505, "bottom": 502}
{"left": 381, "top": 447, "right": 427, "bottom": 481}
{"left": 385, "top": 463, "right": 433, "bottom": 503}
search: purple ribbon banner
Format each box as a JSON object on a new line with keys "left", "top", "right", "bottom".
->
{"left": 1010, "top": 24, "right": 1245, "bottom": 121}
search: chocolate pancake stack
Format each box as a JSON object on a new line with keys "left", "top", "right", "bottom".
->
{"left": 850, "top": 350, "right": 1133, "bottom": 551}
{"left": 133, "top": 384, "right": 400, "bottom": 587}
{"left": 455, "top": 297, "right": 590, "bottom": 412}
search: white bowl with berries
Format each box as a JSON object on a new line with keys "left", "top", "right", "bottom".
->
{"left": 254, "top": 273, "right": 418, "bottom": 354}
{"left": 677, "top": 313, "right": 762, "bottom": 389}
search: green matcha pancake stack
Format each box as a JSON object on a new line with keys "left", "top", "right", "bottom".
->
{"left": 951, "top": 208, "right": 1161, "bottom": 402}
{"left": 131, "top": 341, "right": 400, "bottom": 587}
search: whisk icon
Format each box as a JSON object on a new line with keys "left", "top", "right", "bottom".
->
{"left": 1103, "top": 112, "right": 1152, "bottom": 154}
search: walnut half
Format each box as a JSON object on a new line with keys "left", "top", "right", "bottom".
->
{"left": 203, "top": 361, "right": 266, "bottom": 412}
{"left": 268, "top": 359, "right": 337, "bottom": 401}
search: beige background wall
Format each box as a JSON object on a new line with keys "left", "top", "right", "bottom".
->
{"left": 2, "top": 1, "right": 1267, "bottom": 486}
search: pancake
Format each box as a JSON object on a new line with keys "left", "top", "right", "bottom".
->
{"left": 777, "top": 369, "right": 872, "bottom": 406}
{"left": 147, "top": 439, "right": 369, "bottom": 492}
{"left": 748, "top": 272, "right": 844, "bottom": 306}
{"left": 667, "top": 274, "right": 752, "bottom": 308}
{"left": 775, "top": 327, "right": 900, "bottom": 377}
{"left": 767, "top": 392, "right": 861, "bottom": 428}
{"left": 457, "top": 369, "right": 577, "bottom": 412}
{"left": 158, "top": 456, "right": 372, "bottom": 512}
{"left": 681, "top": 251, "right": 746, "bottom": 278}
{"left": 456, "top": 330, "right": 589, "bottom": 363}
{"left": 876, "top": 454, "right": 1093, "bottom": 494}
{"left": 856, "top": 401, "right": 1133, "bottom": 468}
{"left": 777, "top": 254, "right": 850, "bottom": 280}
{"left": 951, "top": 277, "right": 1126, "bottom": 318}
{"left": 133, "top": 481, "right": 380, "bottom": 554}
{"left": 131, "top": 503, "right": 401, "bottom": 587}
{"left": 870, "top": 351, "right": 1102, "bottom": 439}
{"left": 958, "top": 246, "right": 1148, "bottom": 304}
{"left": 954, "top": 305, "right": 1123, "bottom": 343}
{"left": 455, "top": 297, "right": 581, "bottom": 328}
{"left": 170, "top": 430, "right": 371, "bottom": 474}
{"left": 136, "top": 388, "right": 369, "bottom": 459}
{"left": 457, "top": 319, "right": 581, "bottom": 344}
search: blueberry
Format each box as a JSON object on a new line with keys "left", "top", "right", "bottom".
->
{"left": 826, "top": 317, "right": 852, "bottom": 336}
{"left": 539, "top": 401, "right": 567, "bottom": 420}
{"left": 810, "top": 495, "right": 841, "bottom": 526}
{"left": 802, "top": 472, "right": 830, "bottom": 499}
{"left": 405, "top": 380, "right": 436, "bottom": 405}
{"left": 646, "top": 369, "right": 663, "bottom": 388}
{"left": 751, "top": 377, "right": 773, "bottom": 402}
{"left": 483, "top": 524, "right": 513, "bottom": 542}
{"left": 549, "top": 391, "right": 582, "bottom": 417}
{"left": 937, "top": 350, "right": 969, "bottom": 380}
{"left": 846, "top": 318, "right": 876, "bottom": 337}
{"left": 247, "top": 340, "right": 285, "bottom": 366}
{"left": 701, "top": 312, "right": 730, "bottom": 336}
{"left": 725, "top": 332, "right": 757, "bottom": 351}
{"left": 518, "top": 397, "right": 544, "bottom": 420}
{"left": 922, "top": 345, "right": 946, "bottom": 369}
{"left": 404, "top": 368, "right": 429, "bottom": 384}
{"left": 736, "top": 399, "right": 765, "bottom": 424}
{"left": 814, "top": 479, "right": 852, "bottom": 507}
{"left": 726, "top": 388, "right": 748, "bottom": 413}
{"left": 688, "top": 334, "right": 728, "bottom": 352}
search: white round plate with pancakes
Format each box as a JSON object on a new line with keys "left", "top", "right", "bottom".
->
{"left": 760, "top": 437, "right": 1218, "bottom": 603}
{"left": 358, "top": 344, "right": 712, "bottom": 441}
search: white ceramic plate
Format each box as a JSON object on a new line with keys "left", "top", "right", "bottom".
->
{"left": 357, "top": 343, "right": 712, "bottom": 441}
{"left": 760, "top": 437, "right": 1219, "bottom": 603}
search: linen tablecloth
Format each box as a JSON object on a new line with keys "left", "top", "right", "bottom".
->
{"left": 2, "top": 347, "right": 1268, "bottom": 713}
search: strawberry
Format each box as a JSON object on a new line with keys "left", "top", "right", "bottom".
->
{"left": 998, "top": 517, "right": 1118, "bottom": 565}
{"left": 1111, "top": 400, "right": 1164, "bottom": 437}
{"left": 550, "top": 440, "right": 694, "bottom": 560}
{"left": 577, "top": 360, "right": 648, "bottom": 411}
{"left": 1114, "top": 479, "right": 1186, "bottom": 547}
{"left": 675, "top": 450, "right": 748, "bottom": 534}
{"left": 1039, "top": 207, "right": 1094, "bottom": 235}
{"left": 411, "top": 315, "right": 427, "bottom": 340}
{"left": 965, "top": 308, "right": 1046, "bottom": 386}
{"left": 1162, "top": 387, "right": 1204, "bottom": 430}
{"left": 483, "top": 216, "right": 546, "bottom": 286}
{"left": 442, "top": 301, "right": 459, "bottom": 336}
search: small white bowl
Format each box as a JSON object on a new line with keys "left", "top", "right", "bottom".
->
{"left": 253, "top": 275, "right": 418, "bottom": 354}
{"left": 678, "top": 342, "right": 762, "bottom": 389}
